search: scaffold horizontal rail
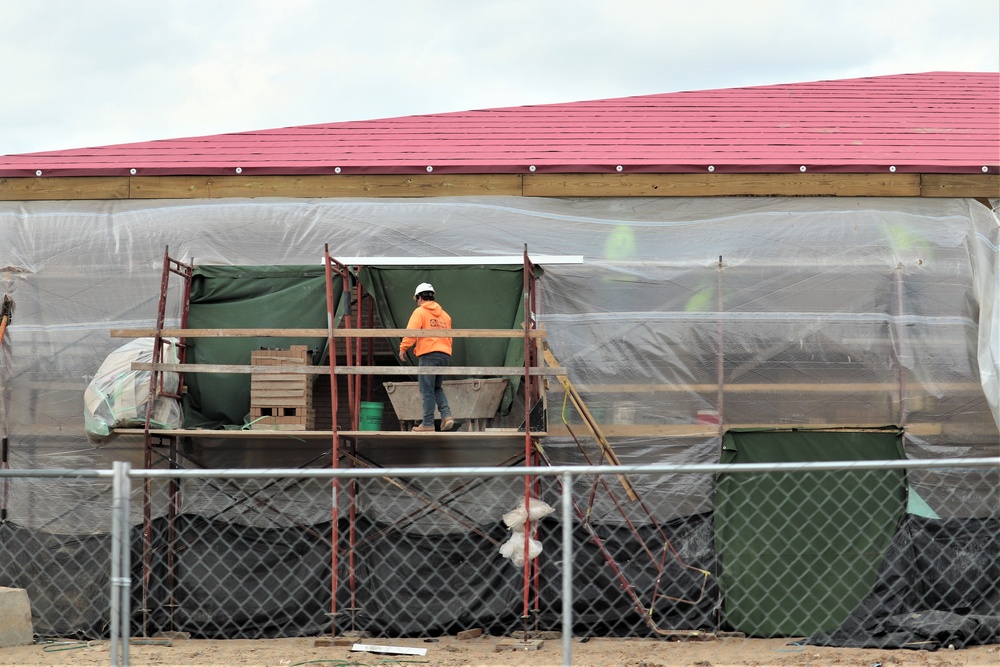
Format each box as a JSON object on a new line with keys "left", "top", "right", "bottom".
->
{"left": 112, "top": 328, "right": 546, "bottom": 339}
{"left": 131, "top": 362, "right": 564, "bottom": 376}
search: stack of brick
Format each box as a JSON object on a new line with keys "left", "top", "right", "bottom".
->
{"left": 249, "top": 346, "right": 315, "bottom": 430}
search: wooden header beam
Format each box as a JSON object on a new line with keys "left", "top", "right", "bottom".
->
{"left": 3, "top": 173, "right": 997, "bottom": 200}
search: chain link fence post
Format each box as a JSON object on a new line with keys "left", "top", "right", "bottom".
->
{"left": 561, "top": 470, "right": 573, "bottom": 666}
{"left": 110, "top": 461, "right": 132, "bottom": 667}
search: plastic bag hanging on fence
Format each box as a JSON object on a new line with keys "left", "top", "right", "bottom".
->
{"left": 499, "top": 531, "right": 543, "bottom": 567}
{"left": 498, "top": 497, "right": 554, "bottom": 567}
{"left": 502, "top": 498, "right": 555, "bottom": 529}
{"left": 84, "top": 337, "right": 182, "bottom": 445}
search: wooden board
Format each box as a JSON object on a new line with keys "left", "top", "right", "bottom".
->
{"left": 495, "top": 638, "right": 543, "bottom": 652}
{"left": 251, "top": 347, "right": 312, "bottom": 364}
{"left": 571, "top": 382, "right": 984, "bottom": 394}
{"left": 546, "top": 423, "right": 934, "bottom": 437}
{"left": 248, "top": 422, "right": 315, "bottom": 431}
{"left": 129, "top": 174, "right": 523, "bottom": 199}
{"left": 131, "top": 362, "right": 564, "bottom": 376}
{"left": 5, "top": 173, "right": 996, "bottom": 202}
{"left": 921, "top": 173, "right": 1000, "bottom": 198}
{"left": 112, "top": 428, "right": 337, "bottom": 438}
{"left": 109, "top": 428, "right": 543, "bottom": 440}
{"left": 523, "top": 173, "right": 923, "bottom": 197}
{"left": 543, "top": 345, "right": 637, "bottom": 501}
{"left": 0, "top": 176, "right": 130, "bottom": 200}
{"left": 112, "top": 327, "right": 547, "bottom": 339}
{"left": 351, "top": 642, "right": 427, "bottom": 656}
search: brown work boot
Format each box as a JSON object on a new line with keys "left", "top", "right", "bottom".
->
{"left": 440, "top": 417, "right": 455, "bottom": 431}
{"left": 412, "top": 424, "right": 435, "bottom": 432}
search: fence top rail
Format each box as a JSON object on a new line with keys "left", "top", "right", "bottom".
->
{"left": 1, "top": 458, "right": 996, "bottom": 480}
{"left": 2, "top": 458, "right": 994, "bottom": 480}
{"left": 0, "top": 469, "right": 112, "bottom": 479}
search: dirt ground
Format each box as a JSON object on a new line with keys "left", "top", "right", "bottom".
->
{"left": 0, "top": 634, "right": 997, "bottom": 667}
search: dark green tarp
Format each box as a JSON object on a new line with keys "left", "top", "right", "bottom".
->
{"left": 183, "top": 265, "right": 334, "bottom": 428}
{"left": 714, "top": 429, "right": 905, "bottom": 637}
{"left": 181, "top": 264, "right": 533, "bottom": 426}
{"left": 358, "top": 265, "right": 536, "bottom": 414}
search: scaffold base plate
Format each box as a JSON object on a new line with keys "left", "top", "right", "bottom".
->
{"left": 495, "top": 638, "right": 543, "bottom": 652}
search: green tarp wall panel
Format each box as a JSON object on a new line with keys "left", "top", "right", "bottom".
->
{"left": 180, "top": 264, "right": 530, "bottom": 426}
{"left": 183, "top": 265, "right": 335, "bottom": 428}
{"left": 358, "top": 265, "right": 537, "bottom": 414}
{"left": 715, "top": 429, "right": 905, "bottom": 637}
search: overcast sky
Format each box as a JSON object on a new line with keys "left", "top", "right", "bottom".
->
{"left": 1, "top": 0, "right": 997, "bottom": 156}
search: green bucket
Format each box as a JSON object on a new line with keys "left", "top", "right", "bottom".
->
{"left": 359, "top": 401, "right": 384, "bottom": 431}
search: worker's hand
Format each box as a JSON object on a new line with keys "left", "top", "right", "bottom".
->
{"left": 399, "top": 351, "right": 406, "bottom": 362}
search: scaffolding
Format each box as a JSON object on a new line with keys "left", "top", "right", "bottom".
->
{"left": 114, "top": 244, "right": 713, "bottom": 639}
{"left": 320, "top": 244, "right": 552, "bottom": 636}
{"left": 113, "top": 245, "right": 562, "bottom": 637}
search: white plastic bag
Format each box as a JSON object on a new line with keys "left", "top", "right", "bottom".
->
{"left": 502, "top": 498, "right": 555, "bottom": 529}
{"left": 84, "top": 338, "right": 182, "bottom": 445}
{"left": 498, "top": 532, "right": 543, "bottom": 567}
{"left": 498, "top": 497, "right": 554, "bottom": 567}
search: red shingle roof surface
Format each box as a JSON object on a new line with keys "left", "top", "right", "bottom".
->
{"left": 1, "top": 72, "right": 997, "bottom": 177}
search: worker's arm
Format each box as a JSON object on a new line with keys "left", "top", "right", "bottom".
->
{"left": 399, "top": 309, "right": 423, "bottom": 360}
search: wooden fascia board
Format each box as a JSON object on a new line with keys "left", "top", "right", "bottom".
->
{"left": 523, "top": 173, "right": 923, "bottom": 197}
{"left": 128, "top": 174, "right": 523, "bottom": 198}
{"left": 0, "top": 176, "right": 129, "bottom": 200}
{"left": 921, "top": 174, "right": 1000, "bottom": 198}
{"left": 0, "top": 173, "right": 997, "bottom": 201}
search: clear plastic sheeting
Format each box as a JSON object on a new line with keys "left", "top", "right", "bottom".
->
{"left": 0, "top": 195, "right": 995, "bottom": 533}
{"left": 84, "top": 337, "right": 182, "bottom": 444}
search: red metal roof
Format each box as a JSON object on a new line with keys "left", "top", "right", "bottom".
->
{"left": 1, "top": 72, "right": 997, "bottom": 178}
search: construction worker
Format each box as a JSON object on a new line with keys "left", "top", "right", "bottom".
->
{"left": 399, "top": 283, "right": 455, "bottom": 432}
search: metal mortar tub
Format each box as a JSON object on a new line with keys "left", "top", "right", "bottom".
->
{"left": 383, "top": 378, "right": 509, "bottom": 431}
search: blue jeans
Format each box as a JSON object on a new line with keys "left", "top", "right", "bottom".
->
{"left": 418, "top": 351, "right": 452, "bottom": 427}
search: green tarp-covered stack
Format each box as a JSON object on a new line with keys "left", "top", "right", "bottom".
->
{"left": 715, "top": 430, "right": 906, "bottom": 636}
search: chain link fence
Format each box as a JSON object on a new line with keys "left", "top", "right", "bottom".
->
{"left": 1, "top": 457, "right": 998, "bottom": 666}
{"left": 0, "top": 468, "right": 117, "bottom": 641}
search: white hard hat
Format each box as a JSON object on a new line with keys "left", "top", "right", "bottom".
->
{"left": 414, "top": 282, "right": 435, "bottom": 298}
